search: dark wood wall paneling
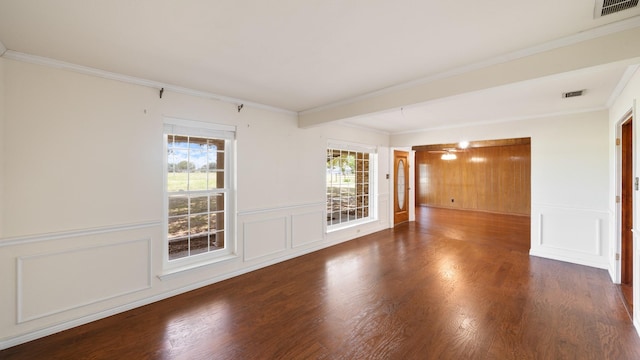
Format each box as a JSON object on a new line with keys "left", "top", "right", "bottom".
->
{"left": 414, "top": 139, "right": 531, "bottom": 215}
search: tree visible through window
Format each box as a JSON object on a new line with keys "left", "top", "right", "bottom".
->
{"left": 326, "top": 144, "right": 374, "bottom": 227}
{"left": 166, "top": 135, "right": 226, "bottom": 260}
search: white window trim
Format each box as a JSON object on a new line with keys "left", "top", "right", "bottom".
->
{"left": 326, "top": 140, "right": 378, "bottom": 232}
{"left": 162, "top": 118, "right": 237, "bottom": 275}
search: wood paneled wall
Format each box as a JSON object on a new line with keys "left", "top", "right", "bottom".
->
{"left": 415, "top": 142, "right": 531, "bottom": 215}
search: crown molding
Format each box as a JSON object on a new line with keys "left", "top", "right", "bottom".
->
{"left": 301, "top": 16, "right": 640, "bottom": 116}
{"left": 390, "top": 107, "right": 609, "bottom": 136}
{"left": 606, "top": 64, "right": 640, "bottom": 107}
{"left": 0, "top": 50, "right": 296, "bottom": 116}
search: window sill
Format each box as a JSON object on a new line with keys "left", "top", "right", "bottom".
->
{"left": 326, "top": 217, "right": 377, "bottom": 234}
{"left": 158, "top": 253, "right": 238, "bottom": 281}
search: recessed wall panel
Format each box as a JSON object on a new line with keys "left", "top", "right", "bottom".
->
{"left": 243, "top": 217, "right": 287, "bottom": 261}
{"left": 538, "top": 208, "right": 605, "bottom": 256}
{"left": 292, "top": 211, "right": 324, "bottom": 248}
{"left": 17, "top": 238, "right": 151, "bottom": 323}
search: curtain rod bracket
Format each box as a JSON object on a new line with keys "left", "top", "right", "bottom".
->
{"left": 159, "top": 88, "right": 164, "bottom": 99}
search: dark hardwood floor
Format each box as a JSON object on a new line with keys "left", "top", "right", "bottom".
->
{"left": 3, "top": 207, "right": 640, "bottom": 359}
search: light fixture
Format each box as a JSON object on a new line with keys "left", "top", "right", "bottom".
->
{"left": 441, "top": 153, "right": 457, "bottom": 160}
{"left": 459, "top": 141, "right": 469, "bottom": 149}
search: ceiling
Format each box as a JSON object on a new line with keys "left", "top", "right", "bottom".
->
{"left": 1, "top": 1, "right": 640, "bottom": 134}
{"left": 340, "top": 60, "right": 639, "bottom": 134}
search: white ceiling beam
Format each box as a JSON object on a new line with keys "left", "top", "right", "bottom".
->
{"left": 299, "top": 24, "right": 640, "bottom": 128}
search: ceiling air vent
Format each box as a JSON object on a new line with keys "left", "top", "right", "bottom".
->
{"left": 594, "top": 0, "right": 639, "bottom": 18}
{"left": 562, "top": 90, "right": 584, "bottom": 98}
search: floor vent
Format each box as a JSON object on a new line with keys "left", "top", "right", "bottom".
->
{"left": 595, "top": 0, "right": 639, "bottom": 18}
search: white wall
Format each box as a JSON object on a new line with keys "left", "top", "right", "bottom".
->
{"left": 392, "top": 110, "right": 611, "bottom": 269}
{"left": 608, "top": 66, "right": 640, "bottom": 331}
{"left": 0, "top": 59, "right": 390, "bottom": 348}
{"left": 0, "top": 58, "right": 4, "bottom": 236}
{"left": 0, "top": 52, "right": 622, "bottom": 349}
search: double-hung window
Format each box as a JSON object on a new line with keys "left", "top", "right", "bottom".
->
{"left": 164, "top": 119, "right": 235, "bottom": 270}
{"left": 326, "top": 140, "right": 377, "bottom": 229}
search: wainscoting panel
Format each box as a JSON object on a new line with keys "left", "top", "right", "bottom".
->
{"left": 243, "top": 217, "right": 288, "bottom": 262}
{"left": 530, "top": 204, "right": 609, "bottom": 269}
{"left": 378, "top": 195, "right": 390, "bottom": 228}
{"left": 292, "top": 211, "right": 325, "bottom": 248}
{"left": 3, "top": 201, "right": 386, "bottom": 349}
{"left": 539, "top": 212, "right": 601, "bottom": 255}
{"left": 17, "top": 238, "right": 152, "bottom": 323}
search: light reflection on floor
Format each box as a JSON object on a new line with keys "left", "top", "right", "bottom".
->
{"left": 161, "top": 299, "right": 231, "bottom": 356}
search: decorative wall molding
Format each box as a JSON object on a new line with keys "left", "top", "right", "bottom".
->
{"left": 238, "top": 202, "right": 325, "bottom": 217}
{"left": 242, "top": 217, "right": 288, "bottom": 262}
{"left": 533, "top": 202, "right": 615, "bottom": 214}
{"left": 0, "top": 225, "right": 368, "bottom": 351}
{"left": 607, "top": 64, "right": 640, "bottom": 107}
{"left": 394, "top": 107, "right": 608, "bottom": 135}
{"left": 291, "top": 210, "right": 325, "bottom": 248}
{"left": 378, "top": 195, "right": 390, "bottom": 227}
{"left": 1, "top": 208, "right": 389, "bottom": 350}
{"left": 529, "top": 248, "right": 609, "bottom": 269}
{"left": 538, "top": 215, "right": 602, "bottom": 256}
{"left": 0, "top": 221, "right": 161, "bottom": 247}
{"left": 537, "top": 213, "right": 543, "bottom": 247}
{"left": 0, "top": 50, "right": 295, "bottom": 116}
{"left": 532, "top": 204, "right": 609, "bottom": 269}
{"left": 17, "top": 238, "right": 152, "bottom": 323}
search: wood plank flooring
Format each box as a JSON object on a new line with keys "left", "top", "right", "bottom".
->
{"left": 2, "top": 207, "right": 640, "bottom": 359}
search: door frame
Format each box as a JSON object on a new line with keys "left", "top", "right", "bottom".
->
{"left": 615, "top": 109, "right": 634, "bottom": 284}
{"left": 621, "top": 117, "right": 633, "bottom": 286}
{"left": 615, "top": 105, "right": 638, "bottom": 327}
{"left": 390, "top": 147, "right": 415, "bottom": 226}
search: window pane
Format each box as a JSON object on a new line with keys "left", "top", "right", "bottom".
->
{"left": 168, "top": 195, "right": 188, "bottom": 216}
{"left": 172, "top": 135, "right": 189, "bottom": 147}
{"left": 210, "top": 213, "right": 224, "bottom": 231}
{"left": 190, "top": 195, "right": 208, "bottom": 214}
{"left": 189, "top": 137, "right": 208, "bottom": 172}
{"left": 209, "top": 139, "right": 225, "bottom": 151}
{"left": 166, "top": 129, "right": 230, "bottom": 263}
{"left": 206, "top": 140, "right": 224, "bottom": 166}
{"left": 215, "top": 151, "right": 225, "bottom": 170}
{"left": 168, "top": 239, "right": 189, "bottom": 260}
{"left": 188, "top": 171, "right": 207, "bottom": 191}
{"left": 326, "top": 146, "right": 373, "bottom": 227}
{"left": 210, "top": 194, "right": 224, "bottom": 212}
{"left": 208, "top": 170, "right": 224, "bottom": 189}
{"left": 171, "top": 148, "right": 190, "bottom": 170}
{"left": 168, "top": 216, "right": 188, "bottom": 239}
{"left": 190, "top": 137, "right": 208, "bottom": 148}
{"left": 190, "top": 234, "right": 209, "bottom": 256}
{"left": 168, "top": 147, "right": 189, "bottom": 192}
{"left": 207, "top": 150, "right": 219, "bottom": 171}
{"left": 190, "top": 214, "right": 209, "bottom": 235}
{"left": 211, "top": 231, "right": 224, "bottom": 248}
{"left": 167, "top": 172, "right": 187, "bottom": 192}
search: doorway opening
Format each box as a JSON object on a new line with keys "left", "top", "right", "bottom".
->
{"left": 412, "top": 138, "right": 531, "bottom": 217}
{"left": 620, "top": 116, "right": 633, "bottom": 313}
{"left": 394, "top": 150, "right": 410, "bottom": 226}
